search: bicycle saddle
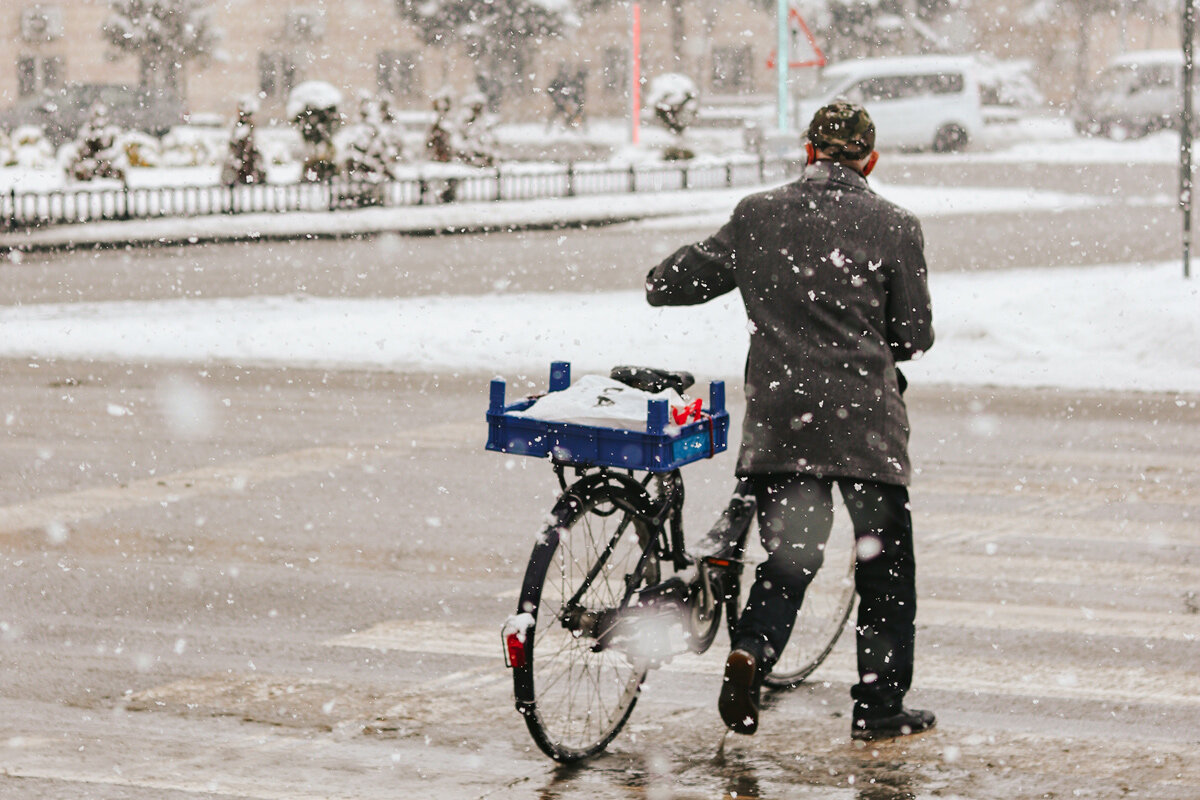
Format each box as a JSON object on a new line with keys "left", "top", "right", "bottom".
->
{"left": 610, "top": 365, "right": 695, "bottom": 395}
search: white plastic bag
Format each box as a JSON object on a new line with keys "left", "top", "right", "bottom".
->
{"left": 510, "top": 374, "right": 686, "bottom": 431}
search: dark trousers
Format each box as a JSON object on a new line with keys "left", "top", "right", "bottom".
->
{"left": 732, "top": 474, "right": 917, "bottom": 715}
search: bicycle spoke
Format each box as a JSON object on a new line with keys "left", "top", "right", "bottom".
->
{"left": 514, "top": 480, "right": 653, "bottom": 760}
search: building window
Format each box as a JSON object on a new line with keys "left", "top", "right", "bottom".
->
{"left": 259, "top": 52, "right": 297, "bottom": 99}
{"left": 16, "top": 53, "right": 64, "bottom": 96}
{"left": 283, "top": 9, "right": 325, "bottom": 44}
{"left": 20, "top": 5, "right": 65, "bottom": 43}
{"left": 601, "top": 46, "right": 628, "bottom": 96}
{"left": 711, "top": 45, "right": 752, "bottom": 94}
{"left": 42, "top": 54, "right": 62, "bottom": 88}
{"left": 17, "top": 56, "right": 38, "bottom": 97}
{"left": 378, "top": 50, "right": 420, "bottom": 98}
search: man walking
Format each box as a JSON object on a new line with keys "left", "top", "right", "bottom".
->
{"left": 645, "top": 102, "right": 935, "bottom": 741}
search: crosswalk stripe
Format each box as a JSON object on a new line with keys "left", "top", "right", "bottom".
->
{"left": 325, "top": 606, "right": 1200, "bottom": 708}
{"left": 920, "top": 551, "right": 1200, "bottom": 591}
{"left": 917, "top": 472, "right": 1197, "bottom": 507}
{"left": 919, "top": 598, "right": 1200, "bottom": 641}
{"left": 919, "top": 510, "right": 1198, "bottom": 547}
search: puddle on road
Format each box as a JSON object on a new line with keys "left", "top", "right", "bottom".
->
{"left": 527, "top": 734, "right": 939, "bottom": 800}
{"left": 513, "top": 702, "right": 1200, "bottom": 800}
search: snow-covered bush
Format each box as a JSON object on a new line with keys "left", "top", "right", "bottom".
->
{"left": 288, "top": 80, "right": 343, "bottom": 181}
{"left": 334, "top": 91, "right": 403, "bottom": 182}
{"left": 5, "top": 125, "right": 57, "bottom": 168}
{"left": 159, "top": 125, "right": 224, "bottom": 167}
{"left": 119, "top": 130, "right": 160, "bottom": 167}
{"left": 647, "top": 73, "right": 699, "bottom": 160}
{"left": 648, "top": 73, "right": 699, "bottom": 134}
{"left": 453, "top": 91, "right": 497, "bottom": 167}
{"left": 257, "top": 128, "right": 299, "bottom": 167}
{"left": 67, "top": 105, "right": 127, "bottom": 182}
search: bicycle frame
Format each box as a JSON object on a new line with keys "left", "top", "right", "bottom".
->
{"left": 550, "top": 463, "right": 744, "bottom": 662}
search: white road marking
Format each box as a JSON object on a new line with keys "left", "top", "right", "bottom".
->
{"left": 0, "top": 766, "right": 355, "bottom": 800}
{"left": 918, "top": 472, "right": 1197, "bottom": 508}
{"left": 326, "top": 598, "right": 1200, "bottom": 708}
{"left": 920, "top": 550, "right": 1200, "bottom": 590}
{"left": 919, "top": 508, "right": 1198, "bottom": 546}
{"left": 919, "top": 598, "right": 1200, "bottom": 641}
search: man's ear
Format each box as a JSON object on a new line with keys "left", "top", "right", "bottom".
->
{"left": 862, "top": 151, "right": 879, "bottom": 177}
{"left": 805, "top": 141, "right": 817, "bottom": 166}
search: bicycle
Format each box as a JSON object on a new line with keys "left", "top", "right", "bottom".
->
{"left": 487, "top": 362, "right": 856, "bottom": 763}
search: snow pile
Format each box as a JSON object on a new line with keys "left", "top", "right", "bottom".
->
{"left": 646, "top": 73, "right": 699, "bottom": 110}
{"left": 286, "top": 81, "right": 343, "bottom": 120}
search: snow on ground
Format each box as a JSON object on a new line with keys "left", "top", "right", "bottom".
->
{"left": 1, "top": 260, "right": 1197, "bottom": 393}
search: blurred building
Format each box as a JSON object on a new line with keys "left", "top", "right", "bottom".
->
{"left": 0, "top": 0, "right": 776, "bottom": 124}
{"left": 0, "top": 0, "right": 1187, "bottom": 126}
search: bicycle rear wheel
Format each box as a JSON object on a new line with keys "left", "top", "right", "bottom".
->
{"left": 511, "top": 475, "right": 658, "bottom": 762}
{"left": 761, "top": 524, "right": 856, "bottom": 689}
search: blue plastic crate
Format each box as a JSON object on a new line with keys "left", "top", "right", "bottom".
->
{"left": 486, "top": 361, "right": 729, "bottom": 473}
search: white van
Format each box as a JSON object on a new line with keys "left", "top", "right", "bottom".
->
{"left": 1074, "top": 50, "right": 1193, "bottom": 140}
{"left": 795, "top": 55, "right": 984, "bottom": 152}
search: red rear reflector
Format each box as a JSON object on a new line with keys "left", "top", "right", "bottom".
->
{"left": 706, "top": 558, "right": 732, "bottom": 567}
{"left": 505, "top": 632, "right": 527, "bottom": 668}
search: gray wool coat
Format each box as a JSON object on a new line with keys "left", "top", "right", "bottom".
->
{"left": 645, "top": 160, "right": 934, "bottom": 485}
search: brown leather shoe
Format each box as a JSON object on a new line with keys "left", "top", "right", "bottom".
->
{"left": 718, "top": 649, "right": 761, "bottom": 735}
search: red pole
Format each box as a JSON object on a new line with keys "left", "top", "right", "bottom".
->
{"left": 631, "top": 3, "right": 641, "bottom": 145}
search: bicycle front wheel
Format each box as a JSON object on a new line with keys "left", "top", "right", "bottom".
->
{"left": 762, "top": 526, "right": 856, "bottom": 689}
{"left": 512, "top": 475, "right": 658, "bottom": 762}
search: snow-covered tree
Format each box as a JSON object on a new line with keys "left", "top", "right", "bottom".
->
{"left": 648, "top": 73, "right": 698, "bottom": 136}
{"left": 395, "top": 0, "right": 581, "bottom": 107}
{"left": 647, "top": 73, "right": 698, "bottom": 160}
{"left": 102, "top": 0, "right": 220, "bottom": 100}
{"left": 452, "top": 91, "right": 497, "bottom": 167}
{"left": 68, "top": 104, "right": 128, "bottom": 183}
{"left": 783, "top": 0, "right": 955, "bottom": 60}
{"left": 221, "top": 97, "right": 266, "bottom": 186}
{"left": 288, "top": 81, "right": 343, "bottom": 182}
{"left": 337, "top": 91, "right": 405, "bottom": 182}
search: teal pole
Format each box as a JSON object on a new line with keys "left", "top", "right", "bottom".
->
{"left": 1183, "top": 0, "right": 1195, "bottom": 278}
{"left": 777, "top": 0, "right": 789, "bottom": 132}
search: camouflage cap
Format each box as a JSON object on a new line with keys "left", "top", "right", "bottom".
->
{"left": 806, "top": 101, "right": 876, "bottom": 161}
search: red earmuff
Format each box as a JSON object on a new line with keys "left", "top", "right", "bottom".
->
{"left": 862, "top": 151, "right": 879, "bottom": 177}
{"left": 805, "top": 141, "right": 817, "bottom": 166}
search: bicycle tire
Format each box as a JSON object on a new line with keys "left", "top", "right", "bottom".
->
{"left": 511, "top": 475, "right": 659, "bottom": 762}
{"left": 762, "top": 534, "right": 856, "bottom": 689}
